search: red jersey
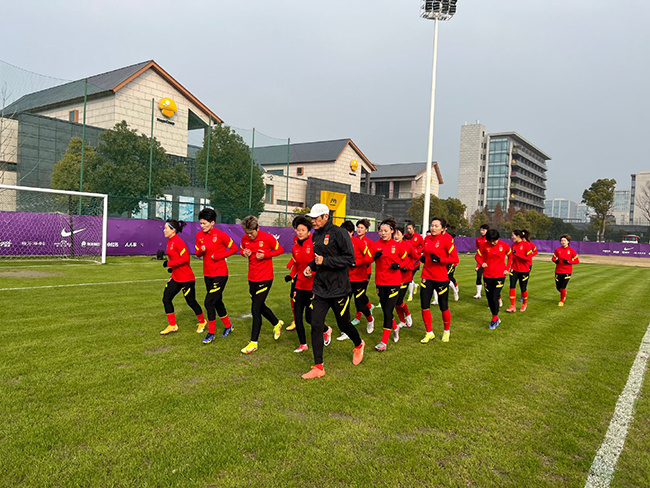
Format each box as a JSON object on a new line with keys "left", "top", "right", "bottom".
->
{"left": 511, "top": 240, "right": 533, "bottom": 273}
{"left": 399, "top": 239, "right": 420, "bottom": 282}
{"left": 374, "top": 238, "right": 407, "bottom": 286}
{"left": 476, "top": 235, "right": 487, "bottom": 252}
{"left": 166, "top": 234, "right": 195, "bottom": 283}
{"left": 358, "top": 234, "right": 375, "bottom": 275}
{"left": 240, "top": 229, "right": 284, "bottom": 282}
{"left": 349, "top": 235, "right": 373, "bottom": 282}
{"left": 528, "top": 241, "right": 539, "bottom": 258}
{"left": 404, "top": 232, "right": 424, "bottom": 268}
{"left": 553, "top": 245, "right": 579, "bottom": 273}
{"left": 195, "top": 228, "right": 238, "bottom": 277}
{"left": 292, "top": 236, "right": 315, "bottom": 291}
{"left": 421, "top": 233, "right": 459, "bottom": 281}
{"left": 476, "top": 240, "right": 513, "bottom": 279}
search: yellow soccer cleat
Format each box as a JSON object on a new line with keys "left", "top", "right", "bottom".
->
{"left": 241, "top": 341, "right": 258, "bottom": 354}
{"left": 160, "top": 325, "right": 178, "bottom": 335}
{"left": 441, "top": 331, "right": 450, "bottom": 343}
{"left": 273, "top": 320, "right": 284, "bottom": 340}
{"left": 420, "top": 331, "right": 435, "bottom": 344}
{"left": 558, "top": 301, "right": 564, "bottom": 307}
{"left": 196, "top": 321, "right": 207, "bottom": 333}
{"left": 286, "top": 321, "right": 296, "bottom": 331}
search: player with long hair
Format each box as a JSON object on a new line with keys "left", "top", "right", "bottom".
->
{"left": 195, "top": 208, "right": 238, "bottom": 343}
{"left": 473, "top": 224, "right": 489, "bottom": 299}
{"left": 160, "top": 219, "right": 206, "bottom": 335}
{"left": 393, "top": 224, "right": 417, "bottom": 329}
{"left": 288, "top": 216, "right": 315, "bottom": 353}
{"left": 403, "top": 220, "right": 424, "bottom": 301}
{"left": 506, "top": 230, "right": 532, "bottom": 313}
{"left": 353, "top": 218, "right": 375, "bottom": 329}
{"left": 419, "top": 217, "right": 459, "bottom": 343}
{"left": 552, "top": 234, "right": 580, "bottom": 306}
{"left": 476, "top": 229, "right": 512, "bottom": 329}
{"left": 239, "top": 216, "right": 285, "bottom": 354}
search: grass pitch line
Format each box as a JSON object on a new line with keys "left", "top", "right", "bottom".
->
{"left": 585, "top": 321, "right": 650, "bottom": 487}
{"left": 0, "top": 279, "right": 168, "bottom": 292}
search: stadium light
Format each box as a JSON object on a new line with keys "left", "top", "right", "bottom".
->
{"left": 420, "top": 0, "right": 457, "bottom": 233}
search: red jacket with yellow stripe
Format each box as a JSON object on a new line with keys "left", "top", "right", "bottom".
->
{"left": 166, "top": 234, "right": 195, "bottom": 283}
{"left": 476, "top": 240, "right": 513, "bottom": 279}
{"left": 195, "top": 228, "right": 238, "bottom": 277}
{"left": 422, "top": 232, "right": 459, "bottom": 281}
{"left": 240, "top": 229, "right": 284, "bottom": 282}
{"left": 552, "top": 245, "right": 579, "bottom": 273}
{"left": 349, "top": 235, "right": 374, "bottom": 282}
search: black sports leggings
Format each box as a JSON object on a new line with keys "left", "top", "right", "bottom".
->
{"left": 476, "top": 266, "right": 484, "bottom": 286}
{"left": 204, "top": 276, "right": 229, "bottom": 321}
{"left": 351, "top": 280, "right": 372, "bottom": 318}
{"left": 484, "top": 277, "right": 505, "bottom": 316}
{"left": 509, "top": 271, "right": 529, "bottom": 293}
{"left": 396, "top": 282, "right": 409, "bottom": 307}
{"left": 293, "top": 288, "right": 312, "bottom": 345}
{"left": 311, "top": 295, "right": 362, "bottom": 366}
{"left": 377, "top": 285, "right": 399, "bottom": 330}
{"left": 249, "top": 280, "right": 279, "bottom": 342}
{"left": 447, "top": 264, "right": 457, "bottom": 286}
{"left": 420, "top": 279, "right": 450, "bottom": 312}
{"left": 555, "top": 273, "right": 571, "bottom": 291}
{"left": 163, "top": 279, "right": 203, "bottom": 315}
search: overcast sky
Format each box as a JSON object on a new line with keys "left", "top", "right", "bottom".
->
{"left": 3, "top": 0, "right": 649, "bottom": 202}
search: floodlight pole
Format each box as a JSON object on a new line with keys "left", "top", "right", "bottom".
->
{"left": 422, "top": 16, "right": 440, "bottom": 234}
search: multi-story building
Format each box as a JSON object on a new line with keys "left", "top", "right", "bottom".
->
{"left": 576, "top": 203, "right": 590, "bottom": 223}
{"left": 458, "top": 122, "right": 551, "bottom": 218}
{"left": 544, "top": 198, "right": 577, "bottom": 221}
{"left": 611, "top": 190, "right": 630, "bottom": 225}
{"left": 629, "top": 171, "right": 650, "bottom": 225}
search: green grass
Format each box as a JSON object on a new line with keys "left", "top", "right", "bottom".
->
{"left": 1, "top": 255, "right": 649, "bottom": 487}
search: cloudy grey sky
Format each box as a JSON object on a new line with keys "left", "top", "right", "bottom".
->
{"left": 3, "top": 0, "right": 649, "bottom": 202}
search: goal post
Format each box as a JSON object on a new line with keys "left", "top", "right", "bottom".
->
{"left": 0, "top": 184, "right": 109, "bottom": 263}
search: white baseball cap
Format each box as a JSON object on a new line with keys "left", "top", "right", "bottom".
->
{"left": 307, "top": 203, "right": 330, "bottom": 218}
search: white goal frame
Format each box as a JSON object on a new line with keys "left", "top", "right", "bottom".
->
{"left": 0, "top": 184, "right": 109, "bottom": 264}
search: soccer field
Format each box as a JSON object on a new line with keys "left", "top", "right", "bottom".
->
{"left": 1, "top": 255, "right": 649, "bottom": 487}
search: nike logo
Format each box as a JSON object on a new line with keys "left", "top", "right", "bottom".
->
{"left": 623, "top": 247, "right": 634, "bottom": 251}
{"left": 61, "top": 228, "right": 86, "bottom": 237}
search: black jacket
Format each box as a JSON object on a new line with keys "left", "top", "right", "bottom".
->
{"left": 309, "top": 219, "right": 355, "bottom": 298}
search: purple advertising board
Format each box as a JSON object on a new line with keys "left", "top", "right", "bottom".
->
{"left": 1, "top": 213, "right": 649, "bottom": 259}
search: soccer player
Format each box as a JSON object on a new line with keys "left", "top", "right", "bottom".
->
{"left": 354, "top": 218, "right": 375, "bottom": 323}
{"left": 473, "top": 224, "right": 489, "bottom": 299}
{"left": 195, "top": 208, "right": 238, "bottom": 343}
{"left": 552, "top": 234, "right": 580, "bottom": 306}
{"left": 393, "top": 225, "right": 417, "bottom": 329}
{"left": 506, "top": 230, "right": 533, "bottom": 313}
{"left": 403, "top": 220, "right": 424, "bottom": 301}
{"left": 419, "top": 217, "right": 459, "bottom": 343}
{"left": 336, "top": 220, "right": 374, "bottom": 341}
{"left": 289, "top": 216, "right": 315, "bottom": 353}
{"left": 301, "top": 204, "right": 365, "bottom": 379}
{"left": 160, "top": 219, "right": 206, "bottom": 335}
{"left": 476, "top": 229, "right": 512, "bottom": 329}
{"left": 239, "top": 216, "right": 285, "bottom": 354}
{"left": 372, "top": 217, "right": 407, "bottom": 352}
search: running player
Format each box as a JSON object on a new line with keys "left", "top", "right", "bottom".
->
{"left": 403, "top": 220, "right": 424, "bottom": 301}
{"left": 301, "top": 204, "right": 365, "bottom": 379}
{"left": 195, "top": 208, "right": 238, "bottom": 343}
{"left": 284, "top": 230, "right": 300, "bottom": 332}
{"left": 552, "top": 234, "right": 580, "bottom": 306}
{"left": 506, "top": 229, "right": 532, "bottom": 313}
{"left": 476, "top": 229, "right": 512, "bottom": 329}
{"left": 160, "top": 219, "right": 206, "bottom": 335}
{"left": 336, "top": 220, "right": 374, "bottom": 341}
{"left": 354, "top": 218, "right": 375, "bottom": 327}
{"left": 287, "top": 216, "right": 315, "bottom": 353}
{"left": 473, "top": 224, "right": 489, "bottom": 299}
{"left": 239, "top": 216, "right": 285, "bottom": 354}
{"left": 372, "top": 217, "right": 406, "bottom": 351}
{"left": 393, "top": 225, "right": 418, "bottom": 329}
{"left": 419, "top": 217, "right": 459, "bottom": 343}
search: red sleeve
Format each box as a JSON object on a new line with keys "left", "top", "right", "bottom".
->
{"left": 168, "top": 242, "right": 190, "bottom": 268}
{"left": 475, "top": 243, "right": 485, "bottom": 266}
{"left": 571, "top": 248, "right": 580, "bottom": 264}
{"left": 211, "top": 232, "right": 238, "bottom": 260}
{"left": 504, "top": 243, "right": 513, "bottom": 270}
{"left": 265, "top": 233, "right": 284, "bottom": 258}
{"left": 439, "top": 238, "right": 459, "bottom": 265}
{"left": 195, "top": 231, "right": 205, "bottom": 258}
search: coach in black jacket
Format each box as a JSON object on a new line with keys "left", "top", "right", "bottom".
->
{"left": 301, "top": 204, "right": 365, "bottom": 379}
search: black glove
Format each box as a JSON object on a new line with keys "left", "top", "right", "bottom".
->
{"left": 512, "top": 250, "right": 516, "bottom": 255}
{"left": 167, "top": 267, "right": 172, "bottom": 274}
{"left": 373, "top": 250, "right": 383, "bottom": 261}
{"left": 420, "top": 255, "right": 426, "bottom": 264}
{"left": 162, "top": 260, "right": 168, "bottom": 268}
{"left": 401, "top": 267, "right": 409, "bottom": 273}
{"left": 430, "top": 254, "right": 441, "bottom": 263}
{"left": 284, "top": 274, "right": 293, "bottom": 282}
{"left": 562, "top": 259, "right": 570, "bottom": 265}
{"left": 389, "top": 262, "right": 400, "bottom": 270}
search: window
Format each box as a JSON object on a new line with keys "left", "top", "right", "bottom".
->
{"left": 265, "top": 185, "right": 274, "bottom": 204}
{"left": 268, "top": 169, "right": 284, "bottom": 176}
{"left": 296, "top": 167, "right": 304, "bottom": 176}
{"left": 277, "top": 200, "right": 305, "bottom": 208}
{"left": 69, "top": 110, "right": 79, "bottom": 123}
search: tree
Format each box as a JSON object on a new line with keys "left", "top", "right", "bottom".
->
{"left": 523, "top": 209, "right": 552, "bottom": 239}
{"left": 582, "top": 178, "right": 616, "bottom": 241}
{"left": 548, "top": 217, "right": 578, "bottom": 240}
{"left": 470, "top": 209, "right": 488, "bottom": 229}
{"left": 196, "top": 123, "right": 265, "bottom": 223}
{"left": 490, "top": 203, "right": 504, "bottom": 230}
{"left": 407, "top": 194, "right": 466, "bottom": 228}
{"left": 51, "top": 121, "right": 189, "bottom": 216}
{"left": 635, "top": 180, "right": 650, "bottom": 224}
{"left": 442, "top": 197, "right": 468, "bottom": 228}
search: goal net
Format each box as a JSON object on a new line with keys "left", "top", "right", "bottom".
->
{"left": 0, "top": 184, "right": 108, "bottom": 263}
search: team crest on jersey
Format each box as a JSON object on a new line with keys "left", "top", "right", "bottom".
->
{"left": 212, "top": 237, "right": 217, "bottom": 243}
{"left": 391, "top": 246, "right": 396, "bottom": 254}
{"left": 499, "top": 246, "right": 503, "bottom": 252}
{"left": 259, "top": 241, "right": 264, "bottom": 247}
{"left": 306, "top": 248, "right": 311, "bottom": 254}
{"left": 435, "top": 242, "right": 440, "bottom": 248}
{"left": 324, "top": 234, "right": 330, "bottom": 245}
